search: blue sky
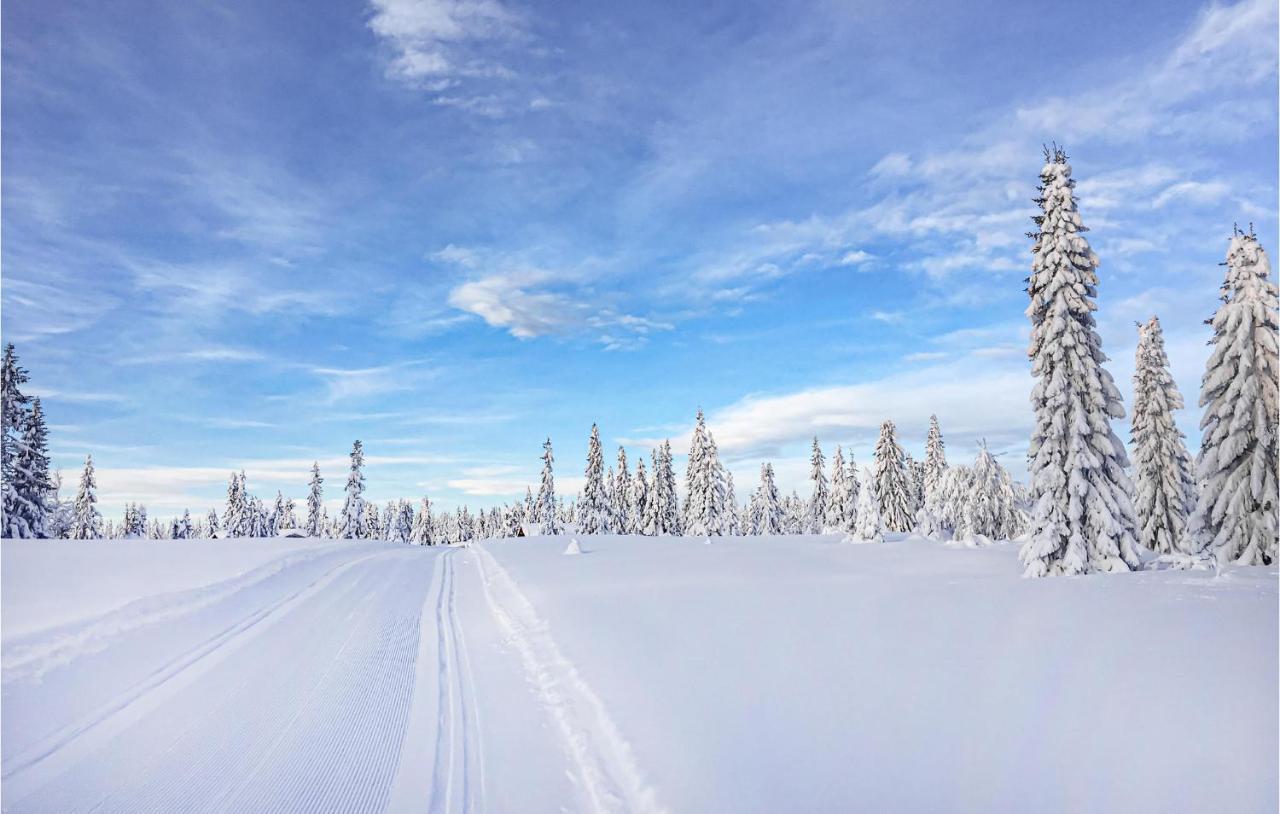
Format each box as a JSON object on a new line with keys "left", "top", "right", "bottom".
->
{"left": 3, "top": 0, "right": 1276, "bottom": 518}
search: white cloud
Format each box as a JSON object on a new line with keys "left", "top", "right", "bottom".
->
{"left": 903, "top": 351, "right": 949, "bottom": 363}
{"left": 1152, "top": 180, "right": 1231, "bottom": 208}
{"left": 870, "top": 310, "right": 904, "bottom": 324}
{"left": 448, "top": 269, "right": 578, "bottom": 339}
{"left": 430, "top": 243, "right": 481, "bottom": 267}
{"left": 27, "top": 388, "right": 128, "bottom": 404}
{"left": 368, "top": 0, "right": 525, "bottom": 86}
{"left": 309, "top": 361, "right": 436, "bottom": 403}
{"left": 703, "top": 360, "right": 1030, "bottom": 459}
{"left": 870, "top": 152, "right": 912, "bottom": 178}
{"left": 447, "top": 266, "right": 672, "bottom": 347}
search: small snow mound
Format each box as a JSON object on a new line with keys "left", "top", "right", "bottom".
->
{"left": 842, "top": 533, "right": 882, "bottom": 545}
{"left": 704, "top": 537, "right": 713, "bottom": 545}
{"left": 1145, "top": 551, "right": 1217, "bottom": 573}
{"left": 563, "top": 538, "right": 583, "bottom": 556}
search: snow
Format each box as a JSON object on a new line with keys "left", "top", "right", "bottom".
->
{"left": 2, "top": 534, "right": 1275, "bottom": 812}
{"left": 1, "top": 537, "right": 346, "bottom": 638}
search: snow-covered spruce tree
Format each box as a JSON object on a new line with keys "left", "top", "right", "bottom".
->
{"left": 304, "top": 463, "right": 323, "bottom": 537}
{"left": 411, "top": 496, "right": 434, "bottom": 545}
{"left": 751, "top": 462, "right": 784, "bottom": 535}
{"left": 645, "top": 440, "right": 681, "bottom": 535}
{"left": 280, "top": 497, "right": 297, "bottom": 530}
{"left": 363, "top": 501, "right": 382, "bottom": 540}
{"left": 271, "top": 491, "right": 286, "bottom": 534}
{"left": 808, "top": 437, "right": 829, "bottom": 533}
{"left": 914, "top": 458, "right": 927, "bottom": 510}
{"left": 849, "top": 467, "right": 884, "bottom": 543}
{"left": 179, "top": 509, "right": 193, "bottom": 540}
{"left": 630, "top": 457, "right": 649, "bottom": 535}
{"left": 842, "top": 452, "right": 860, "bottom": 531}
{"left": 338, "top": 440, "right": 367, "bottom": 539}
{"left": 223, "top": 472, "right": 245, "bottom": 538}
{"left": 253, "top": 498, "right": 271, "bottom": 537}
{"left": 873, "top": 421, "right": 915, "bottom": 532}
{"left": 503, "top": 504, "right": 523, "bottom": 538}
{"left": 536, "top": 437, "right": 561, "bottom": 534}
{"left": 686, "top": 409, "right": 727, "bottom": 537}
{"left": 522, "top": 486, "right": 535, "bottom": 524}
{"left": 703, "top": 432, "right": 729, "bottom": 535}
{"left": 206, "top": 508, "right": 220, "bottom": 538}
{"left": 782, "top": 492, "right": 805, "bottom": 535}
{"left": 579, "top": 424, "right": 610, "bottom": 534}
{"left": 2, "top": 343, "right": 33, "bottom": 537}
{"left": 1021, "top": 148, "right": 1140, "bottom": 577}
{"left": 12, "top": 397, "right": 53, "bottom": 537}
{"left": 1130, "top": 316, "right": 1197, "bottom": 555}
{"left": 680, "top": 407, "right": 711, "bottom": 534}
{"left": 613, "top": 447, "right": 631, "bottom": 532}
{"left": 825, "top": 446, "right": 848, "bottom": 531}
{"left": 2, "top": 348, "right": 53, "bottom": 538}
{"left": 1187, "top": 229, "right": 1279, "bottom": 564}
{"left": 382, "top": 501, "right": 397, "bottom": 542}
{"left": 964, "top": 443, "right": 1023, "bottom": 542}
{"left": 391, "top": 500, "right": 413, "bottom": 543}
{"left": 938, "top": 465, "right": 973, "bottom": 539}
{"left": 662, "top": 440, "right": 681, "bottom": 534}
{"left": 68, "top": 455, "right": 102, "bottom": 539}
{"left": 641, "top": 449, "right": 662, "bottom": 535}
{"left": 45, "top": 470, "right": 74, "bottom": 539}
{"left": 903, "top": 452, "right": 924, "bottom": 518}
{"left": 723, "top": 469, "right": 740, "bottom": 535}
{"left": 918, "top": 415, "right": 948, "bottom": 538}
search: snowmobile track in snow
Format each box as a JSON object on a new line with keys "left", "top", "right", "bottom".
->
{"left": 471, "top": 543, "right": 665, "bottom": 814}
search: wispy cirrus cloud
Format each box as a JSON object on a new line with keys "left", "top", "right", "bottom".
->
{"left": 686, "top": 0, "right": 1276, "bottom": 300}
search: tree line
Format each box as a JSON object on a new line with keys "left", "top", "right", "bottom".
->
{"left": 2, "top": 147, "right": 1275, "bottom": 572}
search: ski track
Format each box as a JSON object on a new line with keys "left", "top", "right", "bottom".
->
{"left": 429, "top": 547, "right": 487, "bottom": 814}
{"left": 471, "top": 543, "right": 665, "bottom": 814}
{"left": 2, "top": 548, "right": 435, "bottom": 814}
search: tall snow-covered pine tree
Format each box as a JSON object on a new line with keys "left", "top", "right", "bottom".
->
{"left": 1021, "top": 147, "right": 1140, "bottom": 576}
{"left": 1130, "top": 316, "right": 1196, "bottom": 555}
{"left": 338, "top": 441, "right": 367, "bottom": 539}
{"left": 579, "top": 424, "right": 610, "bottom": 534}
{"left": 873, "top": 421, "right": 914, "bottom": 532}
{"left": 1187, "top": 229, "right": 1278, "bottom": 564}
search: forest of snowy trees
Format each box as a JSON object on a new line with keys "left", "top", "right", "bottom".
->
{"left": 2, "top": 148, "right": 1276, "bottom": 575}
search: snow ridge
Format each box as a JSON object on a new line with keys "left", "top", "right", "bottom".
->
{"left": 471, "top": 543, "right": 665, "bottom": 814}
{"left": 2, "top": 543, "right": 360, "bottom": 684}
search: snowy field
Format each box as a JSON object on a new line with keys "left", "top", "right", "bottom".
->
{"left": 2, "top": 535, "right": 1275, "bottom": 813}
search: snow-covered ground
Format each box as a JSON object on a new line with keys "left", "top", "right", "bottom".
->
{"left": 2, "top": 534, "right": 1275, "bottom": 812}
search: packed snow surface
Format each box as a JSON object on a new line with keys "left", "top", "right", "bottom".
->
{"left": 2, "top": 534, "right": 1275, "bottom": 812}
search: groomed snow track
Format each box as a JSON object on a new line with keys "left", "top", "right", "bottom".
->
{"left": 2, "top": 542, "right": 662, "bottom": 814}
{"left": 3, "top": 547, "right": 433, "bottom": 813}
